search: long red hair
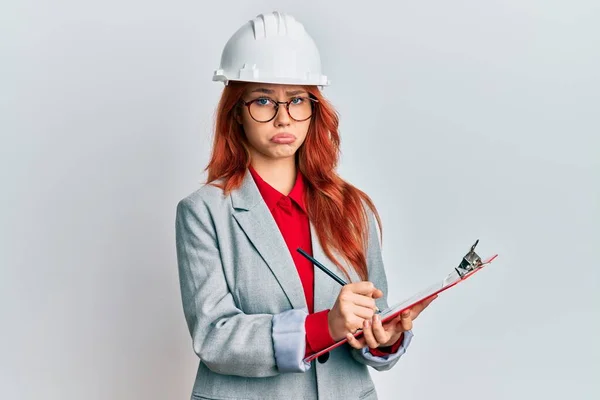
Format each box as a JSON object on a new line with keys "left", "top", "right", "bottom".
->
{"left": 204, "top": 82, "right": 382, "bottom": 282}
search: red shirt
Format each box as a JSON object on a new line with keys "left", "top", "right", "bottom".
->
{"left": 249, "top": 166, "right": 401, "bottom": 357}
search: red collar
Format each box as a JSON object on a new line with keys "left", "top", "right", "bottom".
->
{"left": 249, "top": 165, "right": 307, "bottom": 214}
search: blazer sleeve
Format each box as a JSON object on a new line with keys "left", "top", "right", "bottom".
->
{"left": 349, "top": 203, "right": 413, "bottom": 372}
{"left": 175, "top": 197, "right": 310, "bottom": 378}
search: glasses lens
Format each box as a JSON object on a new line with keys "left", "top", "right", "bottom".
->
{"left": 288, "top": 97, "right": 313, "bottom": 121}
{"left": 248, "top": 99, "right": 277, "bottom": 122}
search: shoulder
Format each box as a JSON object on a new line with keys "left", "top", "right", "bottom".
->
{"left": 176, "top": 179, "right": 230, "bottom": 214}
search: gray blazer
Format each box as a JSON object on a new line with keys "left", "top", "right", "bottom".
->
{"left": 175, "top": 169, "right": 413, "bottom": 400}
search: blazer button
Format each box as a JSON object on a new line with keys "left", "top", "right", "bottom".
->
{"left": 317, "top": 352, "right": 330, "bottom": 363}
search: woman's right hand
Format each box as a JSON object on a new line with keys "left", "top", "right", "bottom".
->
{"left": 327, "top": 281, "right": 383, "bottom": 342}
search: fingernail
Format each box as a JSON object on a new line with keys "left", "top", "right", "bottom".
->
{"left": 402, "top": 311, "right": 410, "bottom": 317}
{"left": 364, "top": 320, "right": 370, "bottom": 328}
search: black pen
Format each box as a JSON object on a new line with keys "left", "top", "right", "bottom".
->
{"left": 296, "top": 247, "right": 380, "bottom": 313}
{"left": 297, "top": 247, "right": 347, "bottom": 285}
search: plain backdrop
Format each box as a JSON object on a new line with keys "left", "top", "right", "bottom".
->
{"left": 2, "top": 1, "right": 599, "bottom": 399}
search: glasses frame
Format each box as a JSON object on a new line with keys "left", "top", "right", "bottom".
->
{"left": 240, "top": 95, "right": 319, "bottom": 123}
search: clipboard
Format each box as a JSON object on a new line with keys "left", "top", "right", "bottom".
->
{"left": 303, "top": 240, "right": 499, "bottom": 363}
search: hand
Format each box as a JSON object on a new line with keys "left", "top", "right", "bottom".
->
{"left": 346, "top": 294, "right": 438, "bottom": 350}
{"left": 328, "top": 281, "right": 383, "bottom": 342}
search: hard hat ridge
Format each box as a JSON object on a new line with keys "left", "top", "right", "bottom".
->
{"left": 250, "top": 11, "right": 303, "bottom": 40}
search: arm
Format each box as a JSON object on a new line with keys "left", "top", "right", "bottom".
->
{"left": 175, "top": 197, "right": 311, "bottom": 378}
{"left": 349, "top": 204, "right": 413, "bottom": 371}
{"left": 305, "top": 309, "right": 336, "bottom": 357}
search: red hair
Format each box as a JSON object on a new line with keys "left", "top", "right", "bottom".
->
{"left": 204, "top": 82, "right": 382, "bottom": 282}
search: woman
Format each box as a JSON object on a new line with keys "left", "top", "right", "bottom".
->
{"left": 175, "top": 11, "right": 435, "bottom": 400}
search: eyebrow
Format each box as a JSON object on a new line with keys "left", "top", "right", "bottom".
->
{"left": 250, "top": 88, "right": 307, "bottom": 96}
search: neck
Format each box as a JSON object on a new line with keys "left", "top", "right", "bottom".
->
{"left": 250, "top": 154, "right": 297, "bottom": 195}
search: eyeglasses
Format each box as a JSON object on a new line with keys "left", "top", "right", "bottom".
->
{"left": 241, "top": 96, "right": 319, "bottom": 123}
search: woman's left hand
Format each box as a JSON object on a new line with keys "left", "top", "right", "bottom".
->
{"left": 346, "top": 295, "right": 437, "bottom": 349}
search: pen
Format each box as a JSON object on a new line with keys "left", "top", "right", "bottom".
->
{"left": 296, "top": 247, "right": 380, "bottom": 313}
{"left": 297, "top": 247, "right": 347, "bottom": 285}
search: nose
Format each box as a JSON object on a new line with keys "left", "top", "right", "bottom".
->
{"left": 274, "top": 104, "right": 291, "bottom": 126}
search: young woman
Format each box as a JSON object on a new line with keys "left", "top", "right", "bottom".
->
{"left": 175, "top": 11, "right": 435, "bottom": 400}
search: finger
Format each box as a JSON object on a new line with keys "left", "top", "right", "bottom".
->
{"left": 346, "top": 332, "right": 366, "bottom": 349}
{"left": 398, "top": 309, "right": 413, "bottom": 331}
{"left": 385, "top": 312, "right": 404, "bottom": 326}
{"left": 371, "top": 314, "right": 390, "bottom": 344}
{"left": 362, "top": 318, "right": 379, "bottom": 348}
{"left": 348, "top": 293, "right": 378, "bottom": 310}
{"left": 347, "top": 281, "right": 379, "bottom": 296}
{"left": 352, "top": 305, "right": 376, "bottom": 320}
{"left": 380, "top": 311, "right": 404, "bottom": 330}
{"left": 372, "top": 288, "right": 383, "bottom": 299}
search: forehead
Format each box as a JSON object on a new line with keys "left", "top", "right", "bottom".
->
{"left": 243, "top": 83, "right": 308, "bottom": 96}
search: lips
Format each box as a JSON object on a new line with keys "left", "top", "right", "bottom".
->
{"left": 270, "top": 133, "right": 296, "bottom": 144}
{"left": 271, "top": 133, "right": 295, "bottom": 140}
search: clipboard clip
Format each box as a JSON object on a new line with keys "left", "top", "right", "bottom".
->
{"left": 455, "top": 239, "right": 484, "bottom": 278}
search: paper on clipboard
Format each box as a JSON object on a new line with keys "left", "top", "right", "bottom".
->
{"left": 303, "top": 240, "right": 499, "bottom": 363}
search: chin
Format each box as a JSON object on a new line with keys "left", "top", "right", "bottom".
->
{"left": 250, "top": 143, "right": 299, "bottom": 160}
{"left": 268, "top": 149, "right": 298, "bottom": 159}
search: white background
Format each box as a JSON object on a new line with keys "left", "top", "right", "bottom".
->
{"left": 2, "top": 1, "right": 599, "bottom": 399}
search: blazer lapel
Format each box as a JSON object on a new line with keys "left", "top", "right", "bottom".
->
{"left": 231, "top": 169, "right": 308, "bottom": 311}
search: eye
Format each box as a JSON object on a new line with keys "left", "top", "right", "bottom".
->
{"left": 255, "top": 97, "right": 272, "bottom": 106}
{"left": 290, "top": 97, "right": 305, "bottom": 105}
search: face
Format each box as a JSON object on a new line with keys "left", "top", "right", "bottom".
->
{"left": 236, "top": 83, "right": 314, "bottom": 163}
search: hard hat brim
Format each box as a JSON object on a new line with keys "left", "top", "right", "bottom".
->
{"left": 213, "top": 75, "right": 329, "bottom": 87}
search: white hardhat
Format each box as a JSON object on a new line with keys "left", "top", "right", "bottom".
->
{"left": 213, "top": 11, "right": 329, "bottom": 87}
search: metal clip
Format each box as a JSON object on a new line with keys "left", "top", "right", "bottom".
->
{"left": 455, "top": 239, "right": 484, "bottom": 278}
